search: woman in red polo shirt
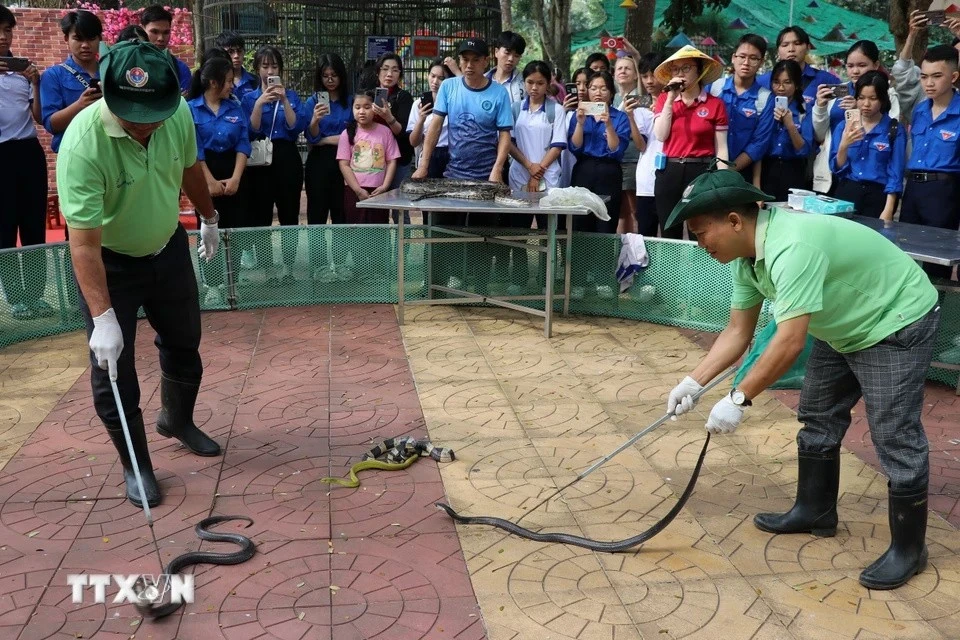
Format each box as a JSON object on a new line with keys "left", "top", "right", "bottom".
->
{"left": 652, "top": 46, "right": 728, "bottom": 239}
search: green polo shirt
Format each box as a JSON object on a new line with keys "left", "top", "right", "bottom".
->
{"left": 56, "top": 98, "right": 198, "bottom": 257}
{"left": 730, "top": 207, "right": 938, "bottom": 353}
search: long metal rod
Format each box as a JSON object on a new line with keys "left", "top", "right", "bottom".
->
{"left": 515, "top": 365, "right": 738, "bottom": 524}
{"left": 109, "top": 379, "right": 165, "bottom": 573}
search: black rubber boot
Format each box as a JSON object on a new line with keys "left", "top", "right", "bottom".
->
{"left": 754, "top": 448, "right": 840, "bottom": 537}
{"left": 859, "top": 485, "right": 928, "bottom": 590}
{"left": 105, "top": 412, "right": 162, "bottom": 508}
{"left": 155, "top": 375, "right": 221, "bottom": 457}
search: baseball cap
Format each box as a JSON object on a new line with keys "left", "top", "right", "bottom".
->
{"left": 664, "top": 169, "right": 775, "bottom": 229}
{"left": 457, "top": 38, "right": 490, "bottom": 57}
{"left": 99, "top": 40, "right": 181, "bottom": 123}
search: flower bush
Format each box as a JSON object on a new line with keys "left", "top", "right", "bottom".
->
{"left": 66, "top": 1, "right": 193, "bottom": 46}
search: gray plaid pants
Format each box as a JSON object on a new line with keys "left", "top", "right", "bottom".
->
{"left": 796, "top": 305, "right": 940, "bottom": 491}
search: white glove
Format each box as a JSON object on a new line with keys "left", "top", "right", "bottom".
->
{"left": 89, "top": 308, "right": 123, "bottom": 381}
{"left": 705, "top": 395, "right": 745, "bottom": 435}
{"left": 666, "top": 376, "right": 703, "bottom": 418}
{"left": 198, "top": 219, "right": 219, "bottom": 262}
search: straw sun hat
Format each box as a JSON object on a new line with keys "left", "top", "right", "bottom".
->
{"left": 654, "top": 45, "right": 723, "bottom": 87}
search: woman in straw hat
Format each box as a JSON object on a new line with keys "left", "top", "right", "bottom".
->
{"left": 651, "top": 45, "right": 729, "bottom": 239}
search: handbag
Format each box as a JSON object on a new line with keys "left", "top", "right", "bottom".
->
{"left": 247, "top": 103, "right": 279, "bottom": 167}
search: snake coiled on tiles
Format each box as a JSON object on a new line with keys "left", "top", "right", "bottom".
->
{"left": 436, "top": 434, "right": 711, "bottom": 553}
{"left": 134, "top": 515, "right": 257, "bottom": 619}
{"left": 321, "top": 436, "right": 456, "bottom": 488}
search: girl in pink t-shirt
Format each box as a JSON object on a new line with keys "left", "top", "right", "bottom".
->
{"left": 337, "top": 90, "right": 400, "bottom": 224}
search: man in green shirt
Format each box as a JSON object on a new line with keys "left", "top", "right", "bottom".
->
{"left": 57, "top": 40, "right": 222, "bottom": 508}
{"left": 663, "top": 169, "right": 940, "bottom": 591}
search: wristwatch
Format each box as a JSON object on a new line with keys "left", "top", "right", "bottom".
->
{"left": 730, "top": 388, "right": 752, "bottom": 407}
{"left": 201, "top": 209, "right": 220, "bottom": 225}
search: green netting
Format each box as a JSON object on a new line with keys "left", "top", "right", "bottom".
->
{"left": 0, "top": 225, "right": 957, "bottom": 391}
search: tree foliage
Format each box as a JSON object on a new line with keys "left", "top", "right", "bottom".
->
{"left": 660, "top": 0, "right": 732, "bottom": 33}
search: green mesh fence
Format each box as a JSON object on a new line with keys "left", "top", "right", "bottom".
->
{"left": 0, "top": 225, "right": 957, "bottom": 389}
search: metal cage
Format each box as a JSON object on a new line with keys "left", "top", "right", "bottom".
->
{"left": 197, "top": 0, "right": 501, "bottom": 96}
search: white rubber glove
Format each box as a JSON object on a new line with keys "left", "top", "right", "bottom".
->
{"left": 198, "top": 219, "right": 219, "bottom": 262}
{"left": 705, "top": 395, "right": 745, "bottom": 435}
{"left": 666, "top": 376, "right": 703, "bottom": 419}
{"left": 89, "top": 308, "right": 123, "bottom": 381}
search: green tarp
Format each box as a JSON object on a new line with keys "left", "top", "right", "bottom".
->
{"left": 571, "top": 0, "right": 894, "bottom": 56}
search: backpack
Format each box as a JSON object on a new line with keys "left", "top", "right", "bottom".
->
{"left": 511, "top": 99, "right": 557, "bottom": 125}
{"left": 710, "top": 79, "right": 771, "bottom": 115}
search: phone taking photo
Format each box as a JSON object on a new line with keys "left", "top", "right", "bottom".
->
{"left": 315, "top": 90, "right": 329, "bottom": 108}
{"left": 374, "top": 87, "right": 389, "bottom": 107}
{"left": 88, "top": 77, "right": 101, "bottom": 92}
{"left": 925, "top": 9, "right": 947, "bottom": 26}
{"left": 420, "top": 90, "right": 434, "bottom": 110}
{"left": 267, "top": 75, "right": 282, "bottom": 87}
{"left": 845, "top": 107, "right": 862, "bottom": 128}
{"left": 0, "top": 56, "right": 30, "bottom": 72}
{"left": 775, "top": 95, "right": 788, "bottom": 111}
{"left": 825, "top": 83, "right": 849, "bottom": 99}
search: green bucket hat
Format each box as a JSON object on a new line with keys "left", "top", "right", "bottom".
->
{"left": 99, "top": 40, "right": 181, "bottom": 124}
{"left": 664, "top": 168, "right": 775, "bottom": 229}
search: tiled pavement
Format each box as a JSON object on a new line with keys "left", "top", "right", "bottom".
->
{"left": 0, "top": 305, "right": 959, "bottom": 639}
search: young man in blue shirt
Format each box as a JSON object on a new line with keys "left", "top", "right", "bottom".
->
{"left": 40, "top": 10, "right": 103, "bottom": 153}
{"left": 140, "top": 4, "right": 191, "bottom": 94}
{"left": 411, "top": 38, "right": 514, "bottom": 291}
{"left": 900, "top": 44, "right": 960, "bottom": 281}
{"left": 215, "top": 29, "right": 258, "bottom": 101}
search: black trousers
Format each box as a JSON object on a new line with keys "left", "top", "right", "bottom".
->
{"left": 201, "top": 150, "right": 246, "bottom": 287}
{"left": 634, "top": 195, "right": 659, "bottom": 237}
{"left": 834, "top": 179, "right": 888, "bottom": 219}
{"left": 901, "top": 176, "right": 960, "bottom": 281}
{"left": 78, "top": 224, "right": 202, "bottom": 426}
{"left": 570, "top": 158, "right": 621, "bottom": 234}
{"left": 244, "top": 139, "right": 304, "bottom": 267}
{"left": 304, "top": 144, "right": 345, "bottom": 266}
{"left": 0, "top": 138, "right": 48, "bottom": 305}
{"left": 654, "top": 161, "right": 709, "bottom": 239}
{"left": 760, "top": 157, "right": 811, "bottom": 202}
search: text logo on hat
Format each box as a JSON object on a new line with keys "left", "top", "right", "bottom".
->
{"left": 125, "top": 67, "right": 149, "bottom": 88}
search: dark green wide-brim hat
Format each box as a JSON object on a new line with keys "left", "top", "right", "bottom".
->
{"left": 664, "top": 169, "right": 776, "bottom": 229}
{"left": 98, "top": 40, "right": 181, "bottom": 123}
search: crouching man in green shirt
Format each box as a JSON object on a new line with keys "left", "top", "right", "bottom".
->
{"left": 57, "top": 40, "right": 222, "bottom": 507}
{"left": 664, "top": 169, "right": 940, "bottom": 590}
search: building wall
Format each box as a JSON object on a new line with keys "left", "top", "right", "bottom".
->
{"left": 10, "top": 8, "right": 195, "bottom": 206}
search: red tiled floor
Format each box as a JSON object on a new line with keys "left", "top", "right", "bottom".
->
{"left": 0, "top": 305, "right": 484, "bottom": 639}
{"left": 681, "top": 327, "right": 960, "bottom": 528}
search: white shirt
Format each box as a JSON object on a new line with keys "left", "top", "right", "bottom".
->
{"left": 508, "top": 98, "right": 567, "bottom": 192}
{"left": 0, "top": 71, "right": 37, "bottom": 143}
{"left": 485, "top": 68, "right": 525, "bottom": 103}
{"left": 406, "top": 97, "right": 449, "bottom": 170}
{"left": 559, "top": 110, "right": 577, "bottom": 188}
{"left": 634, "top": 107, "right": 661, "bottom": 197}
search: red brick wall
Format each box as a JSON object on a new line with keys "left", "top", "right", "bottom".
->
{"left": 10, "top": 8, "right": 195, "bottom": 209}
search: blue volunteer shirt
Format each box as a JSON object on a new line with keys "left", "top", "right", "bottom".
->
{"left": 906, "top": 91, "right": 960, "bottom": 174}
{"left": 302, "top": 95, "right": 352, "bottom": 144}
{"left": 711, "top": 77, "right": 775, "bottom": 163}
{"left": 433, "top": 76, "right": 513, "bottom": 180}
{"left": 241, "top": 88, "right": 306, "bottom": 142}
{"left": 39, "top": 56, "right": 99, "bottom": 152}
{"left": 759, "top": 64, "right": 840, "bottom": 107}
{"left": 829, "top": 114, "right": 906, "bottom": 195}
{"left": 766, "top": 102, "right": 814, "bottom": 159}
{"left": 187, "top": 95, "right": 252, "bottom": 161}
{"left": 174, "top": 57, "right": 192, "bottom": 93}
{"left": 233, "top": 69, "right": 259, "bottom": 102}
{"left": 566, "top": 107, "right": 632, "bottom": 161}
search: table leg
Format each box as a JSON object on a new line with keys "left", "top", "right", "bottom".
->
{"left": 564, "top": 213, "right": 573, "bottom": 316}
{"left": 544, "top": 213, "right": 556, "bottom": 338}
{"left": 397, "top": 210, "right": 405, "bottom": 325}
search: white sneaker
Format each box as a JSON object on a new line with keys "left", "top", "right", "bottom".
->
{"left": 240, "top": 250, "right": 256, "bottom": 270}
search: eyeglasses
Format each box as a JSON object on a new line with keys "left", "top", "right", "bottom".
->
{"left": 732, "top": 54, "right": 763, "bottom": 65}
{"left": 669, "top": 64, "right": 696, "bottom": 75}
{"left": 380, "top": 66, "right": 401, "bottom": 74}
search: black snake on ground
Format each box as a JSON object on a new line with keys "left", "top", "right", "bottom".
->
{"left": 436, "top": 434, "right": 711, "bottom": 552}
{"left": 134, "top": 515, "right": 256, "bottom": 619}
